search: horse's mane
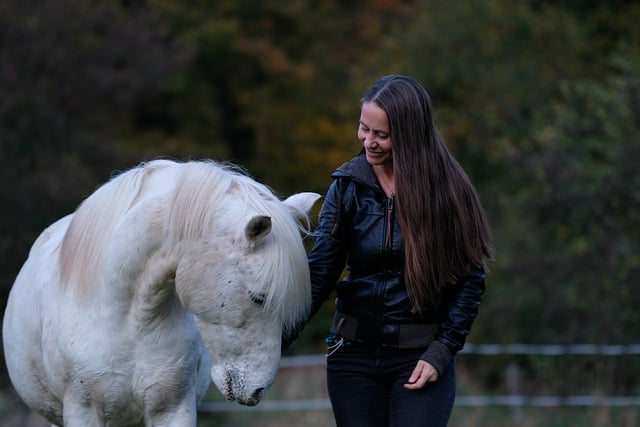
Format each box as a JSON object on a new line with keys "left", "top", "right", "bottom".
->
{"left": 59, "top": 160, "right": 311, "bottom": 330}
{"left": 60, "top": 159, "right": 175, "bottom": 296}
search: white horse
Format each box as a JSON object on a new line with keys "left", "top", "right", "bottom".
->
{"left": 2, "top": 159, "right": 320, "bottom": 426}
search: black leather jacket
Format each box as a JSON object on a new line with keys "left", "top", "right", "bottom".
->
{"left": 308, "top": 153, "right": 486, "bottom": 374}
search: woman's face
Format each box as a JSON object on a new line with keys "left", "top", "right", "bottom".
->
{"left": 358, "top": 102, "right": 393, "bottom": 167}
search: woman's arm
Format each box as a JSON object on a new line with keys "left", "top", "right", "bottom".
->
{"left": 420, "top": 268, "right": 486, "bottom": 375}
{"left": 282, "top": 179, "right": 349, "bottom": 349}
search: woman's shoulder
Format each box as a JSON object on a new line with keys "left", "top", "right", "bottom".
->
{"left": 331, "top": 153, "right": 376, "bottom": 188}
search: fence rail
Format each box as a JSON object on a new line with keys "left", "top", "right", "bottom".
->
{"left": 199, "top": 344, "right": 640, "bottom": 413}
{"left": 280, "top": 343, "right": 640, "bottom": 368}
{"left": 461, "top": 343, "right": 640, "bottom": 356}
{"left": 200, "top": 395, "right": 640, "bottom": 413}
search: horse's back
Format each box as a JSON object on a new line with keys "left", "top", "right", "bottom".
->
{"left": 2, "top": 215, "right": 71, "bottom": 423}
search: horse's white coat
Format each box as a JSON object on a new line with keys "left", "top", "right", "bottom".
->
{"left": 2, "top": 160, "right": 320, "bottom": 427}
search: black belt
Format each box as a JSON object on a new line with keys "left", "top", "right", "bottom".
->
{"left": 330, "top": 311, "right": 439, "bottom": 349}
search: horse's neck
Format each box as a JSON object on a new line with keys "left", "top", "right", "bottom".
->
{"left": 129, "top": 247, "right": 182, "bottom": 328}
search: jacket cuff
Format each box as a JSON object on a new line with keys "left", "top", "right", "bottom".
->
{"left": 420, "top": 340, "right": 454, "bottom": 376}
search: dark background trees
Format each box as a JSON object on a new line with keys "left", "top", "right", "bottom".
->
{"left": 1, "top": 0, "right": 639, "bottom": 419}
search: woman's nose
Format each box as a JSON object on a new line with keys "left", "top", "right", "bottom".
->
{"left": 362, "top": 133, "right": 377, "bottom": 147}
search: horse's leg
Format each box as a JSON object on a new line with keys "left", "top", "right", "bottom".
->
{"left": 61, "top": 394, "right": 102, "bottom": 427}
{"left": 145, "top": 393, "right": 198, "bottom": 427}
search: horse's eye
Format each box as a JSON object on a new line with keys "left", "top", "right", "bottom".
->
{"left": 249, "top": 291, "right": 266, "bottom": 306}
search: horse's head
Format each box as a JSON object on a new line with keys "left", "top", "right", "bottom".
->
{"left": 174, "top": 190, "right": 320, "bottom": 406}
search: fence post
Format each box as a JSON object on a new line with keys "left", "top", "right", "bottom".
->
{"left": 506, "top": 361, "right": 523, "bottom": 421}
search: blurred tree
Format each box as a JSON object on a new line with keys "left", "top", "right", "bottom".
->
{"left": 396, "top": 0, "right": 591, "bottom": 184}
{"left": 491, "top": 46, "right": 640, "bottom": 343}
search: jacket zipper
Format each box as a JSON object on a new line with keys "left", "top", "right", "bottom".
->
{"left": 372, "top": 195, "right": 394, "bottom": 353}
{"left": 385, "top": 195, "right": 394, "bottom": 250}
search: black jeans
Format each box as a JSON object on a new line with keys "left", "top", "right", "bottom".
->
{"left": 326, "top": 342, "right": 455, "bottom": 427}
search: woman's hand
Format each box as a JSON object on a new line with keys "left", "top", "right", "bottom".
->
{"left": 404, "top": 360, "right": 439, "bottom": 389}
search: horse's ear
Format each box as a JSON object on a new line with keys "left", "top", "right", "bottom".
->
{"left": 283, "top": 192, "right": 321, "bottom": 220}
{"left": 245, "top": 215, "right": 272, "bottom": 242}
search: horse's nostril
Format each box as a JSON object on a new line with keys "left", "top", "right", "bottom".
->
{"left": 244, "top": 387, "right": 265, "bottom": 406}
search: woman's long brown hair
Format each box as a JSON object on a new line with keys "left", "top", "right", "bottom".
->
{"left": 362, "top": 75, "right": 493, "bottom": 312}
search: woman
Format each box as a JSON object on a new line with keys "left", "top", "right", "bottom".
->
{"left": 287, "top": 74, "right": 492, "bottom": 426}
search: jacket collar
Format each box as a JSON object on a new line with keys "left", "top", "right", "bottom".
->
{"left": 332, "top": 151, "right": 378, "bottom": 188}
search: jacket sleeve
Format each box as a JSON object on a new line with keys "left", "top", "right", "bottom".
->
{"left": 308, "top": 178, "right": 349, "bottom": 317}
{"left": 282, "top": 179, "right": 348, "bottom": 350}
{"left": 420, "top": 268, "right": 486, "bottom": 375}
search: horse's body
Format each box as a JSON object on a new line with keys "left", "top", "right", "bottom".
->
{"left": 2, "top": 159, "right": 320, "bottom": 426}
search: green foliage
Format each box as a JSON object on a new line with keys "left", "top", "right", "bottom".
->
{"left": 397, "top": 0, "right": 592, "bottom": 183}
{"left": 483, "top": 45, "right": 640, "bottom": 344}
